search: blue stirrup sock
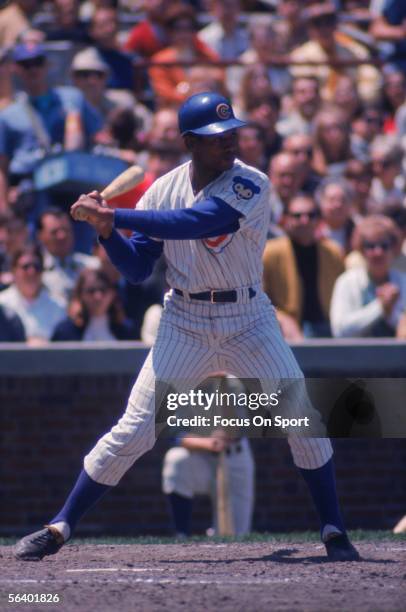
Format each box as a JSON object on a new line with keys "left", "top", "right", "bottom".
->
{"left": 299, "top": 458, "right": 345, "bottom": 538}
{"left": 167, "top": 493, "right": 193, "bottom": 537}
{"left": 49, "top": 469, "right": 111, "bottom": 540}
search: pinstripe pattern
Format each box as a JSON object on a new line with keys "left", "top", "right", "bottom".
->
{"left": 84, "top": 160, "right": 332, "bottom": 485}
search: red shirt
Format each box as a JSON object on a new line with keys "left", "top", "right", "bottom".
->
{"left": 108, "top": 172, "right": 155, "bottom": 209}
{"left": 123, "top": 21, "right": 166, "bottom": 58}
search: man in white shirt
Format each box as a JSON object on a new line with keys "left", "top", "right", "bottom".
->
{"left": 37, "top": 207, "right": 100, "bottom": 305}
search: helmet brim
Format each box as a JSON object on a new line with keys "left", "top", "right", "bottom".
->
{"left": 182, "top": 117, "right": 247, "bottom": 136}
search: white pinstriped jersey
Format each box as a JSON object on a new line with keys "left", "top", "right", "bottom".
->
{"left": 136, "top": 159, "right": 269, "bottom": 292}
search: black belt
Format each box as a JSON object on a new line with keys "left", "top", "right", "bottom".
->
{"left": 174, "top": 288, "right": 256, "bottom": 303}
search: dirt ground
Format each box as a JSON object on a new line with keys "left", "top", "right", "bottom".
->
{"left": 0, "top": 541, "right": 405, "bottom": 612}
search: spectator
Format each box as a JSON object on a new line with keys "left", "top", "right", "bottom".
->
{"left": 237, "top": 123, "right": 267, "bottom": 172}
{"left": 381, "top": 67, "right": 406, "bottom": 133}
{"left": 316, "top": 177, "right": 356, "bottom": 254}
{"left": 351, "top": 104, "right": 385, "bottom": 162}
{"left": 70, "top": 47, "right": 113, "bottom": 120}
{"left": 282, "top": 133, "right": 321, "bottom": 194}
{"left": 0, "top": 42, "right": 103, "bottom": 213}
{"left": 246, "top": 91, "right": 282, "bottom": 162}
{"left": 37, "top": 208, "right": 100, "bottom": 305}
{"left": 334, "top": 75, "right": 362, "bottom": 121}
{"left": 268, "top": 152, "right": 301, "bottom": 224}
{"left": 275, "top": 0, "right": 307, "bottom": 52}
{"left": 143, "top": 107, "right": 185, "bottom": 155}
{"left": 344, "top": 158, "right": 377, "bottom": 216}
{"left": 197, "top": 0, "right": 249, "bottom": 60}
{"left": 187, "top": 65, "right": 229, "bottom": 99}
{"left": 93, "top": 107, "right": 141, "bottom": 164}
{"left": 0, "top": 211, "right": 10, "bottom": 288}
{"left": 263, "top": 194, "right": 344, "bottom": 340}
{"left": 234, "top": 63, "right": 272, "bottom": 117}
{"left": 0, "top": 0, "right": 38, "bottom": 49}
{"left": 330, "top": 214, "right": 406, "bottom": 337}
{"left": 89, "top": 6, "right": 134, "bottom": 90}
{"left": 370, "top": 136, "right": 404, "bottom": 206}
{"left": 0, "top": 212, "right": 29, "bottom": 286}
{"left": 0, "top": 303, "right": 26, "bottom": 341}
{"left": 44, "top": 0, "right": 91, "bottom": 44}
{"left": 313, "top": 107, "right": 355, "bottom": 176}
{"left": 385, "top": 203, "right": 406, "bottom": 272}
{"left": 370, "top": 0, "right": 406, "bottom": 74}
{"left": 291, "top": 2, "right": 380, "bottom": 103}
{"left": 71, "top": 47, "right": 153, "bottom": 138}
{"left": 149, "top": 3, "right": 219, "bottom": 107}
{"left": 162, "top": 375, "right": 254, "bottom": 537}
{"left": 52, "top": 268, "right": 138, "bottom": 341}
{"left": 123, "top": 0, "right": 170, "bottom": 58}
{"left": 277, "top": 76, "right": 321, "bottom": 137}
{"left": 0, "top": 49, "right": 14, "bottom": 111}
{"left": 0, "top": 243, "right": 65, "bottom": 344}
{"left": 233, "top": 17, "right": 291, "bottom": 98}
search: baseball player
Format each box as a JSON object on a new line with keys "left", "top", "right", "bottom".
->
{"left": 163, "top": 375, "right": 255, "bottom": 537}
{"left": 15, "top": 92, "right": 359, "bottom": 562}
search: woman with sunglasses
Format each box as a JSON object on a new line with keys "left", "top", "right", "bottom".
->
{"left": 51, "top": 268, "right": 137, "bottom": 341}
{"left": 0, "top": 243, "right": 65, "bottom": 344}
{"left": 330, "top": 215, "right": 406, "bottom": 337}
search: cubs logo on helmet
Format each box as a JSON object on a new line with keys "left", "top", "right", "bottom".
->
{"left": 216, "top": 103, "right": 232, "bottom": 119}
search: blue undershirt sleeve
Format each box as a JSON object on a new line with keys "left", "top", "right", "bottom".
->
{"left": 113, "top": 197, "right": 243, "bottom": 240}
{"left": 99, "top": 228, "right": 163, "bottom": 285}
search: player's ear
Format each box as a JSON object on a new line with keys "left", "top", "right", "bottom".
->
{"left": 183, "top": 133, "right": 197, "bottom": 153}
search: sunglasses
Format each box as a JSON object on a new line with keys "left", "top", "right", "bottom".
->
{"left": 373, "top": 159, "right": 397, "bottom": 169}
{"left": 83, "top": 286, "right": 109, "bottom": 296}
{"left": 364, "top": 115, "right": 383, "bottom": 125}
{"left": 310, "top": 16, "right": 336, "bottom": 28}
{"left": 288, "top": 147, "right": 313, "bottom": 157}
{"left": 362, "top": 239, "right": 394, "bottom": 252}
{"left": 18, "top": 261, "right": 42, "bottom": 272}
{"left": 18, "top": 57, "right": 46, "bottom": 70}
{"left": 74, "top": 70, "right": 106, "bottom": 79}
{"left": 288, "top": 210, "right": 319, "bottom": 220}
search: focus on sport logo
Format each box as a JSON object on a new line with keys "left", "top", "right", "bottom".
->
{"left": 216, "top": 103, "right": 232, "bottom": 119}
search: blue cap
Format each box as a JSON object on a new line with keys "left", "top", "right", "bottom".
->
{"left": 13, "top": 43, "right": 46, "bottom": 63}
{"left": 178, "top": 92, "right": 246, "bottom": 136}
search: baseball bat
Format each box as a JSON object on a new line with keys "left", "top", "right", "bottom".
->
{"left": 216, "top": 450, "right": 235, "bottom": 537}
{"left": 393, "top": 514, "right": 406, "bottom": 534}
{"left": 73, "top": 165, "right": 145, "bottom": 221}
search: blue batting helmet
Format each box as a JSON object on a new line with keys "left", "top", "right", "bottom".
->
{"left": 178, "top": 92, "right": 246, "bottom": 136}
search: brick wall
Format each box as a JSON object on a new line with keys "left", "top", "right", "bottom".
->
{"left": 1, "top": 372, "right": 405, "bottom": 536}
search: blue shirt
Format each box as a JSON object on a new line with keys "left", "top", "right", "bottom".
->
{"left": 383, "top": 0, "right": 406, "bottom": 63}
{"left": 0, "top": 86, "right": 103, "bottom": 176}
{"left": 97, "top": 48, "right": 134, "bottom": 90}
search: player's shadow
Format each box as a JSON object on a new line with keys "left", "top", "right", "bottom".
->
{"left": 245, "top": 548, "right": 326, "bottom": 564}
{"left": 163, "top": 549, "right": 397, "bottom": 565}
{"left": 246, "top": 548, "right": 397, "bottom": 565}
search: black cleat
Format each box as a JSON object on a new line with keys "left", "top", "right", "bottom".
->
{"left": 324, "top": 533, "right": 360, "bottom": 562}
{"left": 14, "top": 526, "right": 65, "bottom": 561}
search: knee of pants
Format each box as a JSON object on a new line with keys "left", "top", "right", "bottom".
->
{"left": 162, "top": 447, "right": 195, "bottom": 498}
{"left": 288, "top": 436, "right": 333, "bottom": 470}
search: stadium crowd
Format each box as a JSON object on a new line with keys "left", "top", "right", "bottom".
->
{"left": 1, "top": 0, "right": 406, "bottom": 343}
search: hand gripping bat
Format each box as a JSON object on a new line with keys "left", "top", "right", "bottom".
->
{"left": 72, "top": 165, "right": 145, "bottom": 221}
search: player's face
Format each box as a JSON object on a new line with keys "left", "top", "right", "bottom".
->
{"left": 188, "top": 130, "right": 239, "bottom": 172}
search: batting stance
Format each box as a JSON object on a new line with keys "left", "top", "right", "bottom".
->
{"left": 15, "top": 92, "right": 359, "bottom": 562}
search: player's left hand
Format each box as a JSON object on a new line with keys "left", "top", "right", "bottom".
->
{"left": 70, "top": 192, "right": 114, "bottom": 239}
